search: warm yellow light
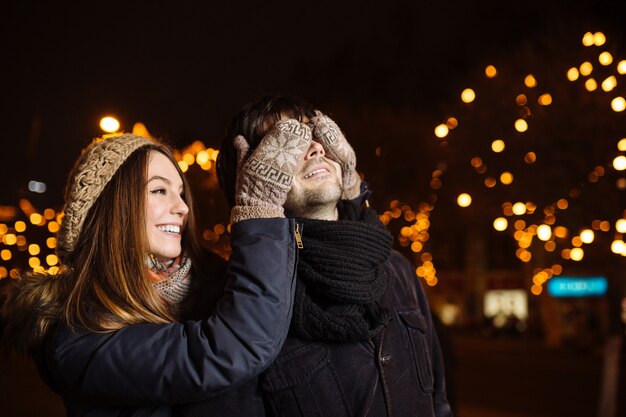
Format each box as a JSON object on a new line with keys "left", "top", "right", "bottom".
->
{"left": 493, "top": 217, "right": 508, "bottom": 231}
{"left": 411, "top": 241, "right": 423, "bottom": 253}
{"left": 28, "top": 257, "right": 41, "bottom": 268}
{"left": 0, "top": 249, "right": 11, "bottom": 261}
{"left": 43, "top": 208, "right": 55, "bottom": 220}
{"left": 616, "top": 219, "right": 626, "bottom": 233}
{"left": 594, "top": 32, "right": 606, "bottom": 46}
{"left": 538, "top": 94, "right": 552, "bottom": 105}
{"left": 611, "top": 240, "right": 626, "bottom": 254}
{"left": 618, "top": 138, "right": 626, "bottom": 151}
{"left": 514, "top": 119, "right": 528, "bottom": 132}
{"left": 524, "top": 74, "right": 537, "bottom": 88}
{"left": 582, "top": 32, "right": 594, "bottom": 46}
{"left": 601, "top": 75, "right": 617, "bottom": 92}
{"left": 514, "top": 220, "right": 526, "bottom": 231}
{"left": 484, "top": 177, "right": 496, "bottom": 188}
{"left": 14, "top": 221, "right": 26, "bottom": 232}
{"left": 182, "top": 153, "right": 195, "bottom": 166}
{"left": 28, "top": 244, "right": 40, "bottom": 255}
{"left": 554, "top": 226, "right": 568, "bottom": 239}
{"left": 613, "top": 156, "right": 626, "bottom": 170}
{"left": 580, "top": 62, "right": 593, "bottom": 76}
{"left": 585, "top": 78, "right": 598, "bottom": 91}
{"left": 46, "top": 237, "right": 57, "bottom": 249}
{"left": 491, "top": 139, "right": 505, "bottom": 153}
{"left": 537, "top": 224, "right": 552, "bottom": 241}
{"left": 516, "top": 94, "right": 528, "bottom": 106}
{"left": 545, "top": 241, "right": 556, "bottom": 252}
{"left": 434, "top": 124, "right": 449, "bottom": 138}
{"left": 48, "top": 221, "right": 60, "bottom": 233}
{"left": 100, "top": 116, "right": 120, "bottom": 133}
{"left": 572, "top": 236, "right": 583, "bottom": 247}
{"left": 0, "top": 266, "right": 7, "bottom": 279}
{"left": 611, "top": 97, "right": 626, "bottom": 112}
{"left": 599, "top": 51, "right": 613, "bottom": 66}
{"left": 570, "top": 247, "right": 584, "bottom": 261}
{"left": 30, "top": 213, "right": 43, "bottom": 225}
{"left": 485, "top": 65, "right": 497, "bottom": 78}
{"left": 567, "top": 67, "right": 580, "bottom": 81}
{"left": 196, "top": 150, "right": 210, "bottom": 165}
{"left": 519, "top": 250, "right": 532, "bottom": 262}
{"left": 580, "top": 229, "right": 594, "bottom": 244}
{"left": 3, "top": 233, "right": 17, "bottom": 245}
{"left": 531, "top": 285, "right": 543, "bottom": 296}
{"left": 132, "top": 122, "right": 151, "bottom": 138}
{"left": 461, "top": 88, "right": 476, "bottom": 103}
{"left": 524, "top": 152, "right": 537, "bottom": 164}
{"left": 457, "top": 193, "right": 472, "bottom": 207}
{"left": 177, "top": 161, "right": 189, "bottom": 173}
{"left": 446, "top": 117, "right": 458, "bottom": 128}
{"left": 46, "top": 254, "right": 59, "bottom": 266}
{"left": 0, "top": 224, "right": 7, "bottom": 235}
{"left": 618, "top": 60, "right": 626, "bottom": 74}
{"left": 500, "top": 172, "right": 514, "bottom": 185}
{"left": 512, "top": 202, "right": 526, "bottom": 215}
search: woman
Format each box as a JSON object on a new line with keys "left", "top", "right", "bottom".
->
{"left": 0, "top": 129, "right": 311, "bottom": 416}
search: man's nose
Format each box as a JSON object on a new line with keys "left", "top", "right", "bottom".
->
{"left": 305, "top": 140, "right": 325, "bottom": 159}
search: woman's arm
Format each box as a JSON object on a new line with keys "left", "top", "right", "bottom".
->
{"left": 48, "top": 218, "right": 297, "bottom": 406}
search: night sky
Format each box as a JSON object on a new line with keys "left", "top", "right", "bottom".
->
{"left": 3, "top": 0, "right": 626, "bottom": 209}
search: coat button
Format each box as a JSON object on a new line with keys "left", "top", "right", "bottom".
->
{"left": 379, "top": 354, "right": 392, "bottom": 365}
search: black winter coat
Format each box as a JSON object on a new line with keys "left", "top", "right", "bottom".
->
{"left": 178, "top": 250, "right": 454, "bottom": 417}
{"left": 35, "top": 218, "right": 298, "bottom": 416}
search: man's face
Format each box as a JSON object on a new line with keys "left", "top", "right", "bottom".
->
{"left": 283, "top": 139, "right": 343, "bottom": 218}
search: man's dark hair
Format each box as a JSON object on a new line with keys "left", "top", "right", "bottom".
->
{"left": 216, "top": 94, "right": 316, "bottom": 208}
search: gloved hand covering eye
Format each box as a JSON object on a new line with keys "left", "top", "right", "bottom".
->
{"left": 230, "top": 119, "right": 312, "bottom": 224}
{"left": 310, "top": 112, "right": 361, "bottom": 200}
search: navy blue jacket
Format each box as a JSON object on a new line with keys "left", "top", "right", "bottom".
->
{"left": 179, "top": 250, "right": 454, "bottom": 417}
{"left": 39, "top": 218, "right": 298, "bottom": 416}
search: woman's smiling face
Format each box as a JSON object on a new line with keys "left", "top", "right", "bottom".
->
{"left": 145, "top": 150, "right": 189, "bottom": 260}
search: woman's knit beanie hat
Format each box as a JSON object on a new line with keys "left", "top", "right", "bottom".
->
{"left": 57, "top": 134, "right": 154, "bottom": 262}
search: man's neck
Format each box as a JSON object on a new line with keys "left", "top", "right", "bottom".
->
{"left": 289, "top": 205, "right": 339, "bottom": 221}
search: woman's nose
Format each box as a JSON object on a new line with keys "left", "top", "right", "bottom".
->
{"left": 305, "top": 140, "right": 325, "bottom": 159}
{"left": 174, "top": 195, "right": 189, "bottom": 217}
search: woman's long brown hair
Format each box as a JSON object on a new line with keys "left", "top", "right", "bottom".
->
{"left": 63, "top": 144, "right": 200, "bottom": 332}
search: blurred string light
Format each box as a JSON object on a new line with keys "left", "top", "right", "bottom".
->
{"left": 425, "top": 31, "right": 626, "bottom": 295}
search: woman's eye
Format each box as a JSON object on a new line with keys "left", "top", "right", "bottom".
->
{"left": 151, "top": 188, "right": 166, "bottom": 195}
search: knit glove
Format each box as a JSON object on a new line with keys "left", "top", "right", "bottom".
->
{"left": 310, "top": 112, "right": 361, "bottom": 200}
{"left": 230, "top": 119, "right": 312, "bottom": 224}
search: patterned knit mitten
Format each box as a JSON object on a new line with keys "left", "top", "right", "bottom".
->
{"left": 310, "top": 112, "right": 361, "bottom": 200}
{"left": 230, "top": 119, "right": 312, "bottom": 223}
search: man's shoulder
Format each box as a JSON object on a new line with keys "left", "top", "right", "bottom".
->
{"left": 385, "top": 249, "right": 415, "bottom": 273}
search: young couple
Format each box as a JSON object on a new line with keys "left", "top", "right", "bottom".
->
{"left": 1, "top": 94, "right": 453, "bottom": 417}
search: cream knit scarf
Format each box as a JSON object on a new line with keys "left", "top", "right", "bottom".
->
{"left": 147, "top": 254, "right": 192, "bottom": 316}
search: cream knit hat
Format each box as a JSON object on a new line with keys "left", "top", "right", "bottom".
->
{"left": 57, "top": 134, "right": 155, "bottom": 261}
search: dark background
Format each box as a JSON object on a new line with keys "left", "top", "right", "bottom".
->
{"left": 3, "top": 0, "right": 626, "bottom": 210}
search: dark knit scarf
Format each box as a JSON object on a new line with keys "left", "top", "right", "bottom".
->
{"left": 291, "top": 201, "right": 393, "bottom": 342}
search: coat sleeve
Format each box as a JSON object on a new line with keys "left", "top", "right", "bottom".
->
{"left": 47, "top": 218, "right": 297, "bottom": 406}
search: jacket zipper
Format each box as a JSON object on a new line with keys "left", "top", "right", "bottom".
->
{"left": 294, "top": 222, "right": 304, "bottom": 249}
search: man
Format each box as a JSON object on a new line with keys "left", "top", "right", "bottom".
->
{"left": 188, "top": 94, "right": 453, "bottom": 417}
